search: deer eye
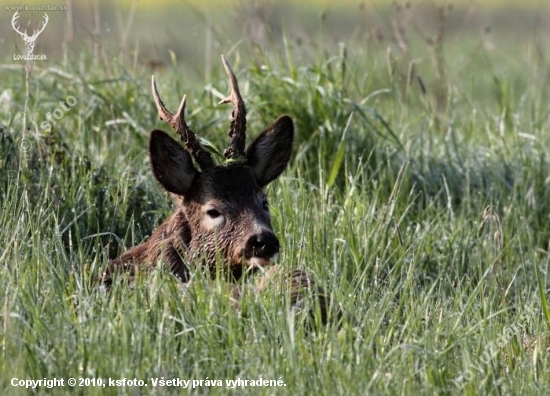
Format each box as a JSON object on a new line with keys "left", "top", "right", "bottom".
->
{"left": 206, "top": 209, "right": 221, "bottom": 219}
{"left": 262, "top": 200, "right": 269, "bottom": 211}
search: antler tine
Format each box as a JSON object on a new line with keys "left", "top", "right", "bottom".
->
{"left": 219, "top": 55, "right": 246, "bottom": 161}
{"left": 151, "top": 75, "right": 214, "bottom": 169}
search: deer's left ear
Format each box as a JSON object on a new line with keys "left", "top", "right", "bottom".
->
{"left": 246, "top": 115, "right": 294, "bottom": 187}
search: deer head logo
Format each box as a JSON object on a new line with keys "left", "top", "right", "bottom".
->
{"left": 11, "top": 11, "right": 49, "bottom": 56}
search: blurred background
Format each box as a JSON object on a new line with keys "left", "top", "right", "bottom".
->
{"left": 2, "top": 0, "right": 549, "bottom": 84}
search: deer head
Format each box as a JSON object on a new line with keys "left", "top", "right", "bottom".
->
{"left": 145, "top": 56, "right": 293, "bottom": 279}
{"left": 11, "top": 12, "right": 49, "bottom": 56}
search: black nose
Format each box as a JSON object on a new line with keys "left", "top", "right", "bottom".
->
{"left": 245, "top": 232, "right": 280, "bottom": 259}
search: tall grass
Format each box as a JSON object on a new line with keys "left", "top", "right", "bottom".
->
{"left": 1, "top": 2, "right": 550, "bottom": 395}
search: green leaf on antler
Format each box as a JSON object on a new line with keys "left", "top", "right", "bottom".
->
{"left": 198, "top": 136, "right": 224, "bottom": 160}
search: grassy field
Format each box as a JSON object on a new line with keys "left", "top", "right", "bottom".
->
{"left": 2, "top": 1, "right": 550, "bottom": 395}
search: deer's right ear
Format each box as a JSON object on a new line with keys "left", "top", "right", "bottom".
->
{"left": 149, "top": 130, "right": 197, "bottom": 195}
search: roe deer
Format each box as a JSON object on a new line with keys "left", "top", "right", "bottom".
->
{"left": 103, "top": 56, "right": 330, "bottom": 324}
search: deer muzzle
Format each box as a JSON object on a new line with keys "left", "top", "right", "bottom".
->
{"left": 243, "top": 231, "right": 280, "bottom": 267}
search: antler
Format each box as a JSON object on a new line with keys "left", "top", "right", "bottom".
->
{"left": 30, "top": 13, "right": 49, "bottom": 39}
{"left": 11, "top": 12, "right": 26, "bottom": 37}
{"left": 151, "top": 76, "right": 214, "bottom": 169}
{"left": 219, "top": 55, "right": 247, "bottom": 161}
{"left": 11, "top": 12, "right": 48, "bottom": 39}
